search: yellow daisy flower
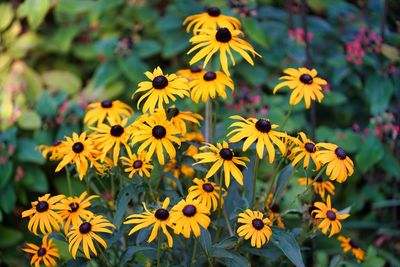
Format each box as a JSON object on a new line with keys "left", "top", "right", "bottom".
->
{"left": 37, "top": 140, "right": 64, "bottom": 161}
{"left": 265, "top": 194, "right": 285, "bottom": 228}
{"left": 315, "top": 143, "right": 354, "bottom": 183}
{"left": 298, "top": 176, "right": 335, "bottom": 199}
{"left": 177, "top": 65, "right": 204, "bottom": 81}
{"left": 188, "top": 27, "right": 260, "bottom": 76}
{"left": 183, "top": 7, "right": 241, "bottom": 34}
{"left": 227, "top": 115, "right": 287, "bottom": 162}
{"left": 68, "top": 214, "right": 115, "bottom": 259}
{"left": 193, "top": 141, "right": 250, "bottom": 187}
{"left": 188, "top": 178, "right": 226, "bottom": 211}
{"left": 312, "top": 195, "right": 350, "bottom": 237}
{"left": 58, "top": 191, "right": 98, "bottom": 234}
{"left": 189, "top": 70, "right": 234, "bottom": 103}
{"left": 291, "top": 132, "right": 321, "bottom": 169}
{"left": 164, "top": 106, "right": 203, "bottom": 136}
{"left": 338, "top": 236, "right": 365, "bottom": 262}
{"left": 21, "top": 194, "right": 65, "bottom": 235}
{"left": 84, "top": 100, "right": 133, "bottom": 126}
{"left": 124, "top": 198, "right": 174, "bottom": 247}
{"left": 281, "top": 134, "right": 297, "bottom": 159}
{"left": 120, "top": 150, "right": 154, "bottom": 178}
{"left": 55, "top": 132, "right": 100, "bottom": 180}
{"left": 22, "top": 235, "right": 60, "bottom": 267}
{"left": 164, "top": 159, "right": 195, "bottom": 179}
{"left": 133, "top": 66, "right": 190, "bottom": 113}
{"left": 169, "top": 197, "right": 210, "bottom": 238}
{"left": 273, "top": 67, "right": 328, "bottom": 109}
{"left": 183, "top": 131, "right": 205, "bottom": 157}
{"left": 237, "top": 209, "right": 272, "bottom": 248}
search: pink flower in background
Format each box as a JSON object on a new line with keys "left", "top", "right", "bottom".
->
{"left": 288, "top": 28, "right": 313, "bottom": 43}
{"left": 346, "top": 28, "right": 382, "bottom": 64}
{"left": 15, "top": 166, "right": 25, "bottom": 182}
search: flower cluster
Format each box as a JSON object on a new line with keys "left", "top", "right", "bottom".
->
{"left": 346, "top": 28, "right": 382, "bottom": 64}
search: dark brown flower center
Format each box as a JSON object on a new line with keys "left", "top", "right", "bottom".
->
{"left": 308, "top": 205, "right": 317, "bottom": 218}
{"left": 202, "top": 183, "right": 214, "bottom": 192}
{"left": 69, "top": 202, "right": 79, "bottom": 212}
{"left": 207, "top": 7, "right": 221, "bottom": 17}
{"left": 190, "top": 66, "right": 202, "bottom": 73}
{"left": 216, "top": 28, "right": 232, "bottom": 43}
{"left": 219, "top": 148, "right": 233, "bottom": 160}
{"left": 152, "top": 75, "right": 168, "bottom": 89}
{"left": 37, "top": 248, "right": 46, "bottom": 257}
{"left": 101, "top": 100, "right": 113, "bottom": 108}
{"left": 36, "top": 201, "right": 49, "bottom": 212}
{"left": 299, "top": 74, "right": 313, "bottom": 84}
{"left": 110, "top": 125, "right": 124, "bottom": 137}
{"left": 252, "top": 218, "right": 264, "bottom": 230}
{"left": 304, "top": 142, "right": 316, "bottom": 153}
{"left": 313, "top": 175, "right": 323, "bottom": 183}
{"left": 255, "top": 119, "right": 271, "bottom": 133}
{"left": 349, "top": 239, "right": 359, "bottom": 249}
{"left": 72, "top": 142, "right": 84, "bottom": 153}
{"left": 182, "top": 205, "right": 197, "bottom": 217}
{"left": 79, "top": 222, "right": 92, "bottom": 234}
{"left": 203, "top": 71, "right": 216, "bottom": 81}
{"left": 167, "top": 107, "right": 180, "bottom": 117}
{"left": 335, "top": 147, "right": 347, "bottom": 160}
{"left": 326, "top": 210, "right": 336, "bottom": 220}
{"left": 270, "top": 204, "right": 280, "bottom": 213}
{"left": 53, "top": 140, "right": 62, "bottom": 146}
{"left": 133, "top": 160, "right": 143, "bottom": 169}
{"left": 154, "top": 208, "right": 169, "bottom": 220}
{"left": 152, "top": 125, "right": 167, "bottom": 139}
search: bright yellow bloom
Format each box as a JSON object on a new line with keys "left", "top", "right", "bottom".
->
{"left": 265, "top": 194, "right": 285, "bottom": 228}
{"left": 298, "top": 176, "right": 335, "bottom": 199}
{"left": 21, "top": 194, "right": 65, "bottom": 235}
{"left": 273, "top": 67, "right": 327, "bottom": 109}
{"left": 164, "top": 106, "right": 203, "bottom": 136}
{"left": 22, "top": 235, "right": 60, "bottom": 267}
{"left": 120, "top": 150, "right": 154, "bottom": 178}
{"left": 338, "top": 236, "right": 365, "bottom": 262}
{"left": 37, "top": 140, "right": 64, "bottom": 161}
{"left": 188, "top": 178, "right": 226, "bottom": 211}
{"left": 84, "top": 100, "right": 133, "bottom": 126}
{"left": 177, "top": 65, "right": 204, "bottom": 81}
{"left": 237, "top": 209, "right": 272, "bottom": 248}
{"left": 124, "top": 198, "right": 174, "bottom": 247}
{"left": 291, "top": 132, "right": 321, "bottom": 169}
{"left": 164, "top": 159, "right": 195, "bottom": 180}
{"left": 183, "top": 131, "right": 205, "bottom": 157}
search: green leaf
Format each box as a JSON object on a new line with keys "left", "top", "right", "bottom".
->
{"left": 365, "top": 75, "right": 394, "bottom": 116}
{"left": 0, "top": 226, "right": 22, "bottom": 248}
{"left": 135, "top": 40, "right": 161, "bottom": 58}
{"left": 42, "top": 70, "right": 82, "bottom": 94}
{"left": 271, "top": 228, "right": 305, "bottom": 267}
{"left": 321, "top": 91, "right": 347, "bottom": 106}
{"left": 199, "top": 227, "right": 212, "bottom": 253}
{"left": 0, "top": 183, "right": 16, "bottom": 213}
{"left": 17, "top": 110, "right": 42, "bottom": 130}
{"left": 241, "top": 17, "right": 269, "bottom": 49}
{"left": 113, "top": 184, "right": 136, "bottom": 227}
{"left": 378, "top": 145, "right": 400, "bottom": 180}
{"left": 274, "top": 164, "right": 294, "bottom": 200}
{"left": 117, "top": 55, "right": 148, "bottom": 84}
{"left": 0, "top": 162, "right": 13, "bottom": 190}
{"left": 162, "top": 32, "right": 190, "bottom": 58}
{"left": 120, "top": 246, "right": 157, "bottom": 266}
{"left": 20, "top": 165, "right": 48, "bottom": 193}
{"left": 8, "top": 32, "right": 40, "bottom": 58}
{"left": 236, "top": 64, "right": 267, "bottom": 86}
{"left": 355, "top": 135, "right": 384, "bottom": 174}
{"left": 17, "top": 0, "right": 51, "bottom": 30}
{"left": 0, "top": 3, "right": 14, "bottom": 31}
{"left": 16, "top": 138, "right": 45, "bottom": 164}
{"left": 210, "top": 247, "right": 248, "bottom": 267}
{"left": 92, "top": 61, "right": 120, "bottom": 88}
{"left": 361, "top": 246, "right": 385, "bottom": 267}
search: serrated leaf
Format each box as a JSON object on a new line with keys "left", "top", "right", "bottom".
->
{"left": 271, "top": 228, "right": 305, "bottom": 267}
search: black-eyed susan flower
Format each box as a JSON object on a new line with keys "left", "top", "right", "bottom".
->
{"left": 22, "top": 235, "right": 60, "bottom": 267}
{"left": 55, "top": 132, "right": 100, "bottom": 180}
{"left": 177, "top": 65, "right": 204, "bottom": 81}
{"left": 338, "top": 236, "right": 365, "bottom": 262}
{"left": 183, "top": 131, "right": 205, "bottom": 157}
{"left": 58, "top": 191, "right": 98, "bottom": 234}
{"left": 84, "top": 100, "right": 133, "bottom": 126}
{"left": 130, "top": 112, "right": 180, "bottom": 165}
{"left": 21, "top": 194, "right": 65, "bottom": 235}
{"left": 312, "top": 195, "right": 350, "bottom": 237}
{"left": 188, "top": 178, "right": 226, "bottom": 211}
{"left": 298, "top": 176, "right": 335, "bottom": 199}
{"left": 237, "top": 209, "right": 272, "bottom": 248}
{"left": 291, "top": 132, "right": 321, "bottom": 170}
{"left": 90, "top": 118, "right": 132, "bottom": 166}
{"left": 38, "top": 140, "right": 64, "bottom": 161}
{"left": 124, "top": 198, "right": 173, "bottom": 247}
{"left": 188, "top": 27, "right": 260, "bottom": 76}
{"left": 281, "top": 134, "right": 297, "bottom": 159}
{"left": 92, "top": 156, "right": 114, "bottom": 176}
{"left": 315, "top": 143, "right": 354, "bottom": 183}
{"left": 183, "top": 7, "right": 241, "bottom": 34}
{"left": 164, "top": 159, "right": 195, "bottom": 179}
{"left": 164, "top": 106, "right": 203, "bottom": 136}
{"left": 68, "top": 214, "right": 115, "bottom": 259}
{"left": 265, "top": 194, "right": 285, "bottom": 228}
{"left": 273, "top": 67, "right": 328, "bottom": 109}
{"left": 227, "top": 115, "right": 286, "bottom": 162}
{"left": 133, "top": 67, "right": 190, "bottom": 113}
{"left": 189, "top": 70, "right": 234, "bottom": 103}
{"left": 193, "top": 141, "right": 249, "bottom": 187}
{"left": 120, "top": 150, "right": 154, "bottom": 178}
{"left": 169, "top": 197, "right": 210, "bottom": 238}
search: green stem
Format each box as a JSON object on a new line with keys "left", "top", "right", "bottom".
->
{"left": 195, "top": 237, "right": 213, "bottom": 267}
{"left": 205, "top": 99, "right": 212, "bottom": 143}
{"left": 281, "top": 105, "right": 293, "bottom": 129}
{"left": 216, "top": 170, "right": 224, "bottom": 241}
{"left": 146, "top": 178, "right": 156, "bottom": 203}
{"left": 66, "top": 167, "right": 73, "bottom": 196}
{"left": 223, "top": 207, "right": 233, "bottom": 236}
{"left": 190, "top": 238, "right": 198, "bottom": 267}
{"left": 96, "top": 244, "right": 112, "bottom": 267}
{"left": 251, "top": 155, "right": 260, "bottom": 207}
{"left": 268, "top": 158, "right": 285, "bottom": 206}
{"left": 157, "top": 230, "right": 161, "bottom": 267}
{"left": 111, "top": 174, "right": 115, "bottom": 200}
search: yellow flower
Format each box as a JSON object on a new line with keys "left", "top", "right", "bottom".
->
{"left": 188, "top": 27, "right": 260, "bottom": 76}
{"left": 338, "top": 236, "right": 365, "bottom": 262}
{"left": 315, "top": 143, "right": 354, "bottom": 183}
{"left": 120, "top": 150, "right": 154, "bottom": 178}
{"left": 188, "top": 178, "right": 226, "bottom": 211}
{"left": 227, "top": 115, "right": 286, "bottom": 162}
{"left": 291, "top": 132, "right": 321, "bottom": 169}
{"left": 183, "top": 131, "right": 205, "bottom": 157}
{"left": 265, "top": 194, "right": 285, "bottom": 228}
{"left": 58, "top": 191, "right": 98, "bottom": 234}
{"left": 37, "top": 140, "right": 64, "bottom": 161}
{"left": 22, "top": 235, "right": 60, "bottom": 267}
{"left": 237, "top": 209, "right": 272, "bottom": 248}
{"left": 298, "top": 176, "right": 335, "bottom": 199}
{"left": 193, "top": 141, "right": 249, "bottom": 187}
{"left": 55, "top": 132, "right": 100, "bottom": 180}
{"left": 84, "top": 100, "right": 133, "bottom": 126}
{"left": 21, "top": 194, "right": 65, "bottom": 235}
{"left": 273, "top": 67, "right": 327, "bottom": 109}
{"left": 177, "top": 65, "right": 204, "bottom": 81}
{"left": 164, "top": 106, "right": 203, "bottom": 136}
{"left": 169, "top": 197, "right": 210, "bottom": 238}
{"left": 133, "top": 67, "right": 189, "bottom": 113}
{"left": 68, "top": 214, "right": 115, "bottom": 259}
{"left": 130, "top": 112, "right": 180, "bottom": 165}
{"left": 189, "top": 70, "right": 234, "bottom": 103}
{"left": 183, "top": 7, "right": 241, "bottom": 34}
{"left": 124, "top": 198, "right": 174, "bottom": 247}
{"left": 312, "top": 195, "right": 350, "bottom": 237}
{"left": 164, "top": 159, "right": 195, "bottom": 179}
